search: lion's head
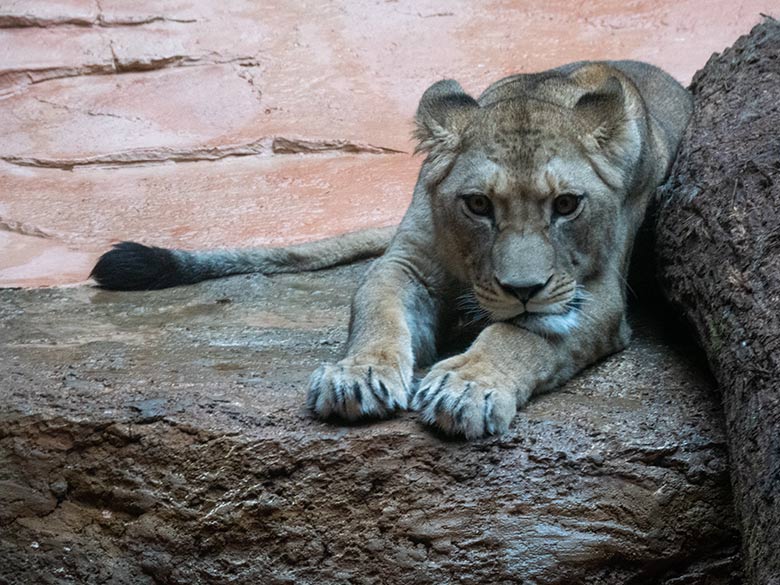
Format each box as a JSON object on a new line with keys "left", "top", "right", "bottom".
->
{"left": 413, "top": 65, "right": 655, "bottom": 337}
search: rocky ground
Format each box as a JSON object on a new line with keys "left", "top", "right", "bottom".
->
{"left": 1, "top": 265, "right": 742, "bottom": 584}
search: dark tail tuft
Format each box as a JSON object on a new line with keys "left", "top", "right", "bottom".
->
{"left": 90, "top": 242, "right": 190, "bottom": 290}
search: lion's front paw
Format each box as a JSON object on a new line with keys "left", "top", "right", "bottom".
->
{"left": 412, "top": 363, "right": 516, "bottom": 439}
{"left": 307, "top": 362, "right": 410, "bottom": 421}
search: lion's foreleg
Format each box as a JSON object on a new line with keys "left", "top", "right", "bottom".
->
{"left": 413, "top": 289, "right": 628, "bottom": 438}
{"left": 307, "top": 257, "right": 439, "bottom": 421}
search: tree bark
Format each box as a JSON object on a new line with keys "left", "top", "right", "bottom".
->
{"left": 655, "top": 17, "right": 780, "bottom": 585}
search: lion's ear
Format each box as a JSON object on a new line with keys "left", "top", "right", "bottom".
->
{"left": 573, "top": 76, "right": 627, "bottom": 148}
{"left": 413, "top": 79, "right": 478, "bottom": 156}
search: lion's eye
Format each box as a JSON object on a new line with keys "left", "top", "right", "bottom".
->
{"left": 553, "top": 193, "right": 582, "bottom": 216}
{"left": 464, "top": 194, "right": 493, "bottom": 217}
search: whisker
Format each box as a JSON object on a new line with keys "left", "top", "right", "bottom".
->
{"left": 567, "top": 285, "right": 600, "bottom": 332}
{"left": 455, "top": 291, "right": 480, "bottom": 309}
{"left": 455, "top": 290, "right": 493, "bottom": 327}
{"left": 544, "top": 281, "right": 572, "bottom": 296}
{"left": 606, "top": 263, "right": 635, "bottom": 298}
{"left": 541, "top": 291, "right": 576, "bottom": 305}
{"left": 473, "top": 287, "right": 502, "bottom": 303}
{"left": 464, "top": 310, "right": 491, "bottom": 328}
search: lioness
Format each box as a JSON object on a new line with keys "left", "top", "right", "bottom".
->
{"left": 92, "top": 60, "right": 692, "bottom": 438}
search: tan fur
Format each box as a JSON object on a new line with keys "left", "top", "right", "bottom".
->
{"left": 307, "top": 60, "right": 693, "bottom": 438}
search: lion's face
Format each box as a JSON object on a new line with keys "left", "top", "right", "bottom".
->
{"left": 416, "top": 78, "right": 640, "bottom": 336}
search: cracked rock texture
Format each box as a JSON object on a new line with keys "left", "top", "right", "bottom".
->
{"left": 0, "top": 0, "right": 775, "bottom": 287}
{"left": 0, "top": 264, "right": 742, "bottom": 584}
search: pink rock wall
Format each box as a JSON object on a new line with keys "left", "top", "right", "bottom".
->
{"left": 0, "top": 0, "right": 775, "bottom": 287}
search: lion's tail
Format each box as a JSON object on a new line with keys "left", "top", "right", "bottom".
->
{"left": 90, "top": 227, "right": 395, "bottom": 291}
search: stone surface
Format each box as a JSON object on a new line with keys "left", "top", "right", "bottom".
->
{"left": 1, "top": 0, "right": 776, "bottom": 286}
{"left": 0, "top": 264, "right": 741, "bottom": 584}
{"left": 655, "top": 18, "right": 780, "bottom": 585}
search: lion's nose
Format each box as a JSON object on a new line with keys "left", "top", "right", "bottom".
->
{"left": 495, "top": 277, "right": 548, "bottom": 303}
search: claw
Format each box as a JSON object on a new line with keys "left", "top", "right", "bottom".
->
{"left": 415, "top": 368, "right": 515, "bottom": 439}
{"left": 307, "top": 362, "right": 409, "bottom": 421}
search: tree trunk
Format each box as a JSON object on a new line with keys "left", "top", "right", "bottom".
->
{"left": 655, "top": 17, "right": 780, "bottom": 585}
